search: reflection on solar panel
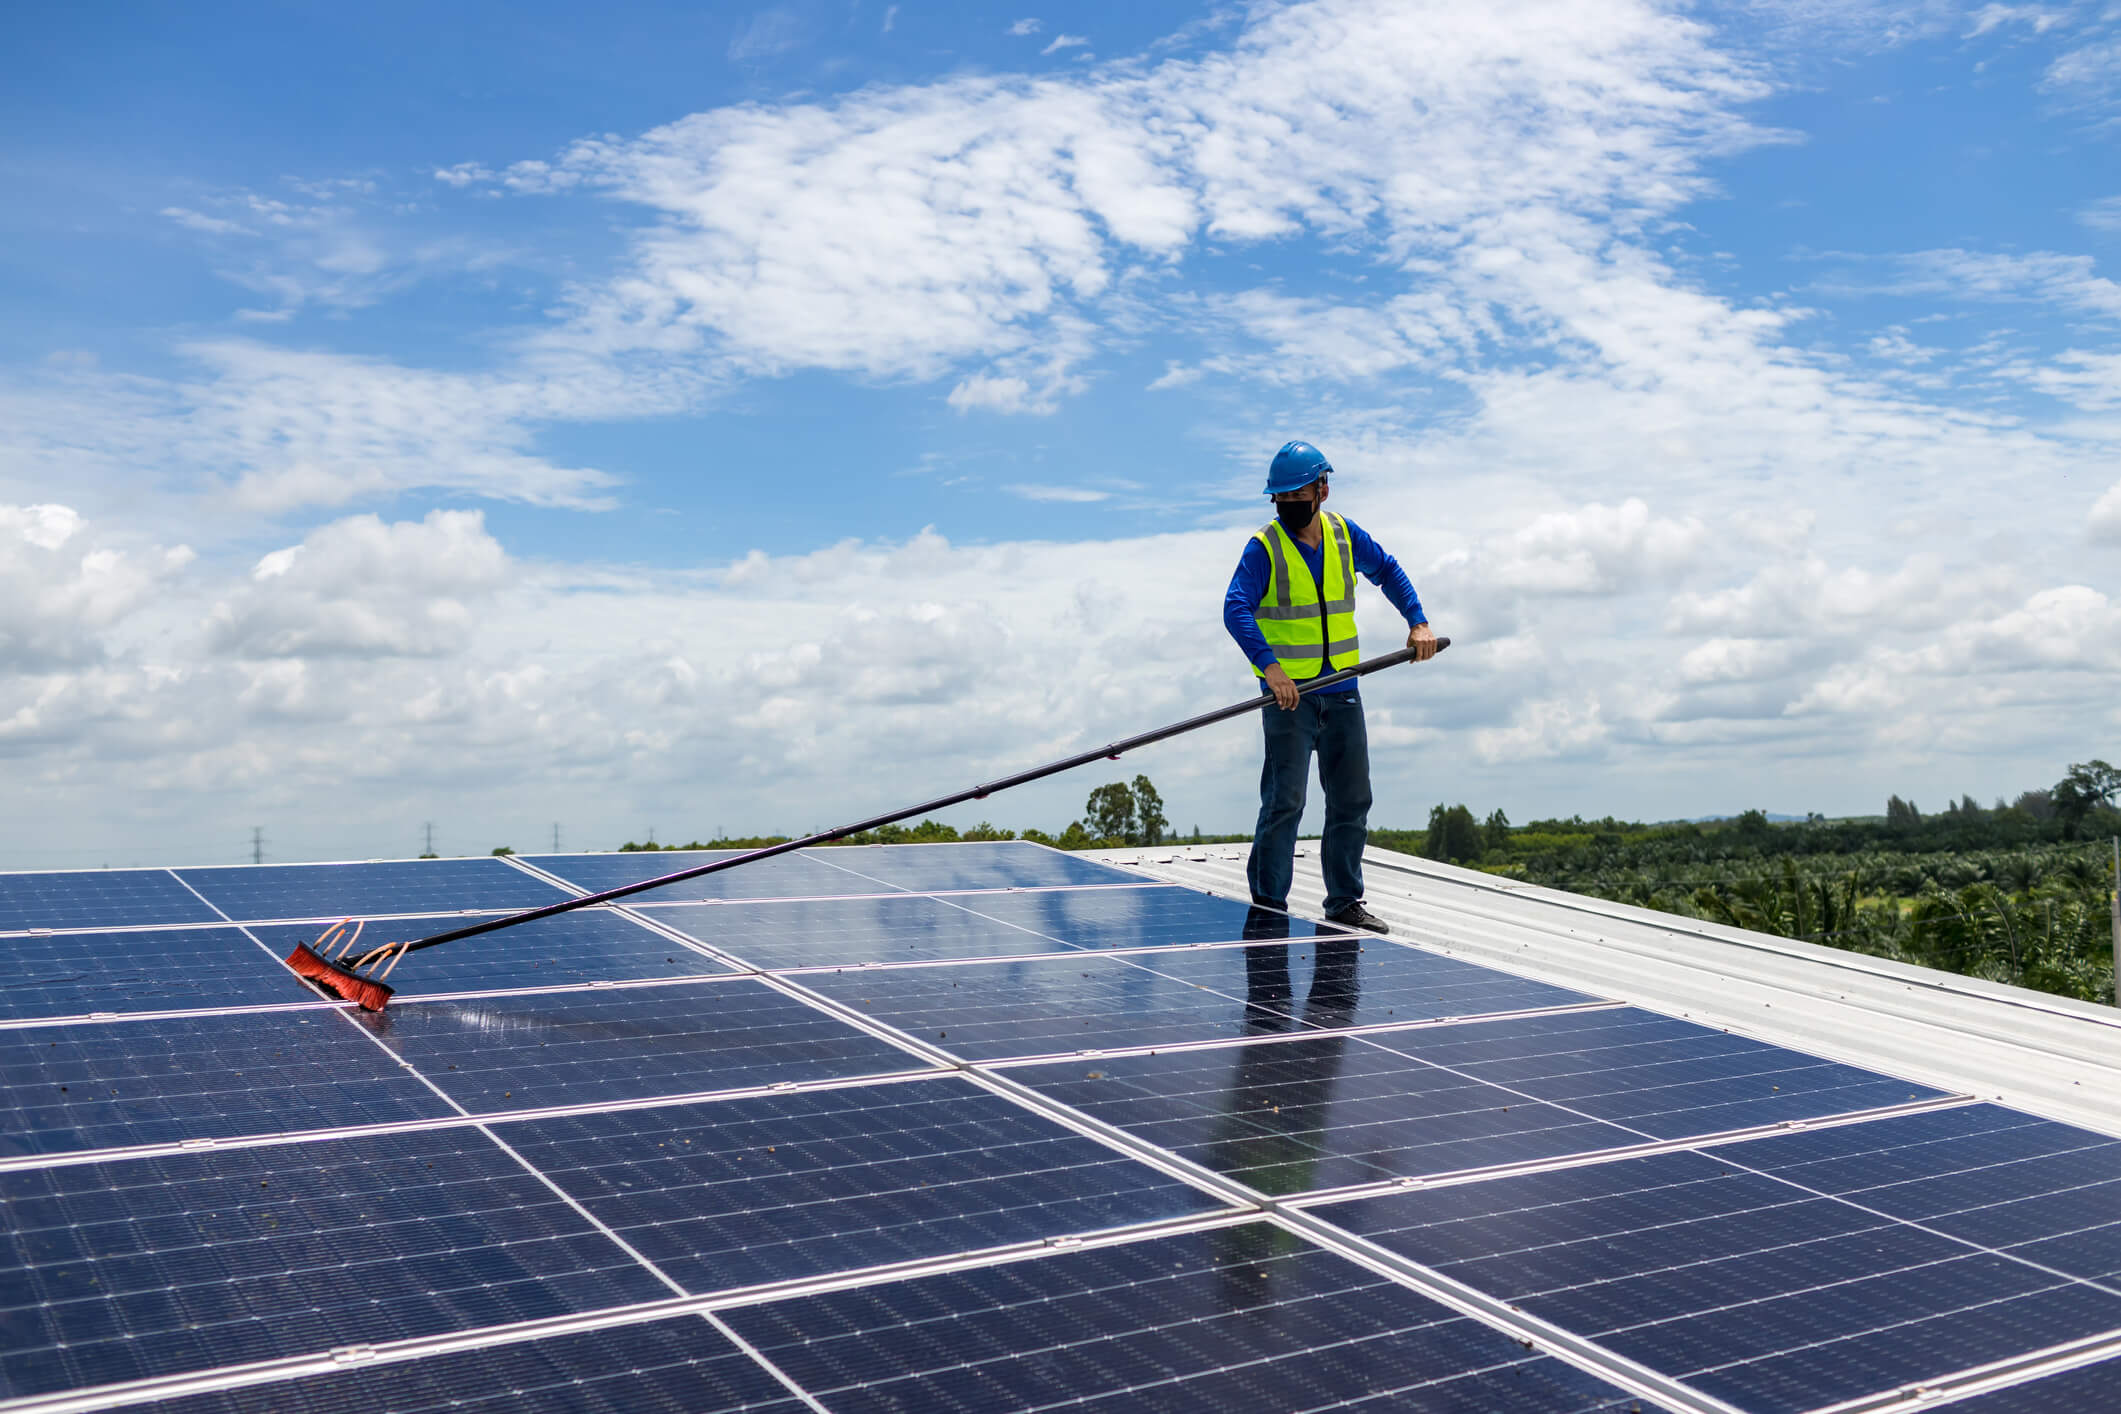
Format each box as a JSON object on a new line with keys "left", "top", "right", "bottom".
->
{"left": 2, "top": 844, "right": 2116, "bottom": 1412}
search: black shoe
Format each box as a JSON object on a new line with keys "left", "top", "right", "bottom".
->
{"left": 1325, "top": 903, "right": 1389, "bottom": 934}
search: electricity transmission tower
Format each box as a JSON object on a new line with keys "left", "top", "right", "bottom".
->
{"left": 250, "top": 827, "right": 265, "bottom": 865}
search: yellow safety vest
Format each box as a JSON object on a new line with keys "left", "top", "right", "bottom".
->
{"left": 1252, "top": 512, "right": 1359, "bottom": 680}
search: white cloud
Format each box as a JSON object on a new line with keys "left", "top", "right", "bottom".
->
{"left": 1008, "top": 18, "right": 1041, "bottom": 37}
{"left": 1965, "top": 4, "right": 2065, "bottom": 37}
{"left": 2092, "top": 479, "right": 2121, "bottom": 542}
{"left": 1817, "top": 248, "right": 2121, "bottom": 320}
{"left": 157, "top": 183, "right": 514, "bottom": 317}
{"left": 2045, "top": 36, "right": 2121, "bottom": 92}
{"left": 205, "top": 511, "right": 511, "bottom": 659}
{"left": 882, "top": 5, "right": 898, "bottom": 33}
{"left": 482, "top": 0, "right": 1765, "bottom": 406}
{"left": 0, "top": 342, "right": 650, "bottom": 515}
{"left": 2017, "top": 349, "right": 2121, "bottom": 410}
{"left": 2081, "top": 196, "right": 2121, "bottom": 232}
{"left": 1473, "top": 696, "right": 1608, "bottom": 764}
{"left": 1429, "top": 498, "right": 1706, "bottom": 598}
{"left": 161, "top": 206, "right": 250, "bottom": 236}
{"left": 1006, "top": 484, "right": 1110, "bottom": 502}
{"left": 1042, "top": 34, "right": 1089, "bottom": 56}
{"left": 0, "top": 505, "right": 193, "bottom": 673}
{"left": 729, "top": 8, "right": 806, "bottom": 62}
{"left": 434, "top": 162, "right": 496, "bottom": 188}
{"left": 948, "top": 374, "right": 1042, "bottom": 415}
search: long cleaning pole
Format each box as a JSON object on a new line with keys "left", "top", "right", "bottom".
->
{"left": 388, "top": 639, "right": 1448, "bottom": 962}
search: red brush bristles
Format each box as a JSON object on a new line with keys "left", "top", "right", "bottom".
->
{"left": 285, "top": 943, "right": 396, "bottom": 1011}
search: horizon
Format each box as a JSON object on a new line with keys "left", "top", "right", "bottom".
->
{"left": 5, "top": 1, "right": 2117, "bottom": 870}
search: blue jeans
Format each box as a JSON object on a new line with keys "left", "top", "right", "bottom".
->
{"left": 1247, "top": 686, "right": 1371, "bottom": 915}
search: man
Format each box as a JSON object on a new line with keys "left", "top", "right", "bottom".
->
{"left": 1223, "top": 440, "right": 1436, "bottom": 932}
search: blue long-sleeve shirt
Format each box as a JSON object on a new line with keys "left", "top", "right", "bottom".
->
{"left": 1224, "top": 517, "right": 1426, "bottom": 695}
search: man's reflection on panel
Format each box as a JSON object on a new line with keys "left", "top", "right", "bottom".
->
{"left": 1211, "top": 907, "right": 1363, "bottom": 1307}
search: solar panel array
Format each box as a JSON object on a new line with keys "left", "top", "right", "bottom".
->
{"left": 3, "top": 840, "right": 2117, "bottom": 1412}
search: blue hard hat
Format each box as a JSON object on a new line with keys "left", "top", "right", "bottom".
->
{"left": 1264, "top": 440, "right": 1332, "bottom": 495}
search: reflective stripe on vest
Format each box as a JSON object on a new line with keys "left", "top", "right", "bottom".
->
{"left": 1251, "top": 512, "right": 1359, "bottom": 679}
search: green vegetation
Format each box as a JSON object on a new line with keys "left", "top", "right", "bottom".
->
{"left": 1373, "top": 760, "right": 2120, "bottom": 1004}
{"left": 616, "top": 775, "right": 1228, "bottom": 854}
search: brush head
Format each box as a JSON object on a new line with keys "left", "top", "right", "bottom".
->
{"left": 285, "top": 943, "right": 396, "bottom": 1011}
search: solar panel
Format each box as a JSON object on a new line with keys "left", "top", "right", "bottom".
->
{"left": 640, "top": 891, "right": 1130, "bottom": 969}
{"left": 0, "top": 867, "right": 223, "bottom": 931}
{"left": 1008, "top": 1034, "right": 1638, "bottom": 1194}
{"left": 718, "top": 1224, "right": 1672, "bottom": 1412}
{"left": 4, "top": 840, "right": 2116, "bottom": 1413}
{"left": 247, "top": 909, "right": 732, "bottom": 996}
{"left": 1363, "top": 1005, "right": 1948, "bottom": 1138}
{"left": 779, "top": 840, "right": 1150, "bottom": 892}
{"left": 802, "top": 940, "right": 1597, "bottom": 1061}
{"left": 497, "top": 1078, "right": 1229, "bottom": 1294}
{"left": 1701, "top": 1103, "right": 2121, "bottom": 1289}
{"left": 363, "top": 979, "right": 929, "bottom": 1111}
{"left": 524, "top": 848, "right": 902, "bottom": 901}
{"left": 175, "top": 859, "right": 569, "bottom": 920}
{"left": 1312, "top": 1148, "right": 2121, "bottom": 1412}
{"left": 5, "top": 925, "right": 300, "bottom": 1019}
{"left": 0, "top": 1128, "right": 676, "bottom": 1399}
{"left": 0, "top": 1010, "right": 447, "bottom": 1158}
{"left": 872, "top": 880, "right": 1268, "bottom": 950}
{"left": 1908, "top": 1354, "right": 2121, "bottom": 1412}
{"left": 152, "top": 1317, "right": 811, "bottom": 1414}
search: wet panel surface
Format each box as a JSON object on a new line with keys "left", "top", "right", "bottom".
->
{"left": 798, "top": 952, "right": 1302, "bottom": 1060}
{"left": 723, "top": 1223, "right": 1671, "bottom": 1413}
{"left": 926, "top": 885, "right": 1275, "bottom": 951}
{"left": 801, "top": 941, "right": 1597, "bottom": 1063}
{"left": 795, "top": 840, "right": 1150, "bottom": 892}
{"left": 248, "top": 909, "right": 729, "bottom": 1000}
{"left": 1366, "top": 1006, "right": 1944, "bottom": 1139}
{"left": 642, "top": 893, "right": 1090, "bottom": 970}
{"left": 522, "top": 850, "right": 906, "bottom": 903}
{"left": 508, "top": 1078, "right": 1228, "bottom": 1294}
{"left": 374, "top": 978, "right": 925, "bottom": 1111}
{"left": 1013, "top": 1034, "right": 1638, "bottom": 1196}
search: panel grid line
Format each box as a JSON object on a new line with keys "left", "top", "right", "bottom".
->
{"left": 4, "top": 854, "right": 2091, "bottom": 1414}
{"left": 728, "top": 960, "right": 1753, "bottom": 1414}
{"left": 0, "top": 1067, "right": 953, "bottom": 1175}
{"left": 1280, "top": 1094, "right": 1982, "bottom": 1209}
{"left": 159, "top": 867, "right": 848, "bottom": 1414}
{"left": 1801, "top": 1329, "right": 2121, "bottom": 1414}
{"left": 0, "top": 1211, "right": 1261, "bottom": 1414}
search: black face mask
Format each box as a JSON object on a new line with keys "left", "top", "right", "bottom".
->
{"left": 1275, "top": 497, "right": 1318, "bottom": 533}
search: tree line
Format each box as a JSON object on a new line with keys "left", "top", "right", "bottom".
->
{"left": 612, "top": 774, "right": 1200, "bottom": 853}
{"left": 1373, "top": 760, "right": 2118, "bottom": 1004}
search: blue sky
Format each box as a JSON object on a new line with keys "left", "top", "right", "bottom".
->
{"left": 3, "top": 1, "right": 2118, "bottom": 865}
